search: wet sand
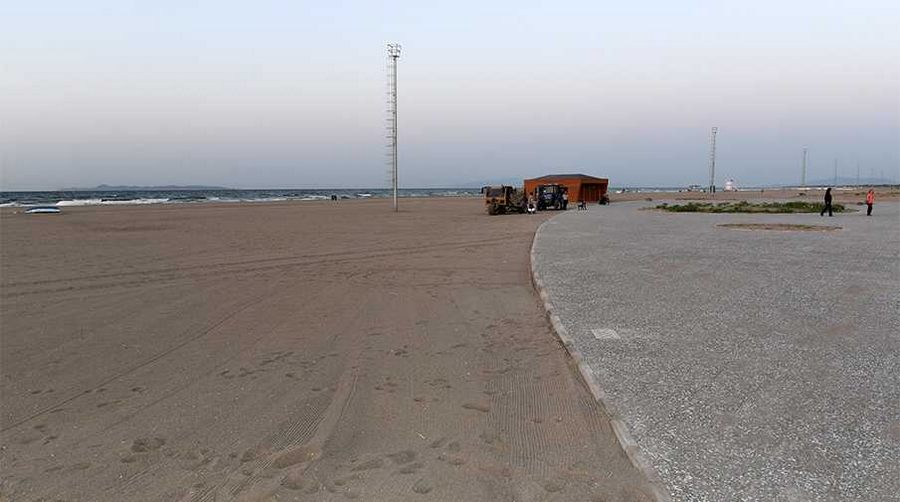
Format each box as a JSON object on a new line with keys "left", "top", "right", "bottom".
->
{"left": 0, "top": 198, "right": 653, "bottom": 501}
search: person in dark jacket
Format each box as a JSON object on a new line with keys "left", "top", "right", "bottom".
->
{"left": 820, "top": 187, "right": 833, "bottom": 217}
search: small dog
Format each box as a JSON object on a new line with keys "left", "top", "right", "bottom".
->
{"left": 577, "top": 200, "right": 587, "bottom": 210}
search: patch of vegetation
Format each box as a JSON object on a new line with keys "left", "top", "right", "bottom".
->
{"left": 655, "top": 201, "right": 847, "bottom": 213}
{"left": 718, "top": 223, "right": 841, "bottom": 232}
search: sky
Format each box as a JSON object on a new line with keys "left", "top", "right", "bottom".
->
{"left": 1, "top": 1, "right": 898, "bottom": 190}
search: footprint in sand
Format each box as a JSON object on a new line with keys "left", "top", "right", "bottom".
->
{"left": 335, "top": 472, "right": 363, "bottom": 486}
{"left": 387, "top": 450, "right": 416, "bottom": 464}
{"left": 281, "top": 470, "right": 307, "bottom": 491}
{"left": 273, "top": 446, "right": 318, "bottom": 468}
{"left": 397, "top": 462, "right": 424, "bottom": 474}
{"left": 461, "top": 402, "right": 490, "bottom": 413}
{"left": 240, "top": 448, "right": 262, "bottom": 463}
{"left": 17, "top": 433, "right": 41, "bottom": 444}
{"left": 350, "top": 457, "right": 384, "bottom": 472}
{"left": 412, "top": 478, "right": 433, "bottom": 494}
{"left": 543, "top": 480, "right": 564, "bottom": 493}
{"left": 447, "top": 456, "right": 466, "bottom": 466}
{"left": 480, "top": 431, "right": 498, "bottom": 444}
{"left": 131, "top": 437, "right": 166, "bottom": 453}
{"left": 120, "top": 454, "right": 140, "bottom": 464}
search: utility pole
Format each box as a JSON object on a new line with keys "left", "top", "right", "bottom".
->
{"left": 386, "top": 43, "right": 401, "bottom": 212}
{"left": 833, "top": 158, "right": 838, "bottom": 186}
{"left": 801, "top": 147, "right": 807, "bottom": 187}
{"left": 856, "top": 162, "right": 860, "bottom": 187}
{"left": 708, "top": 127, "right": 718, "bottom": 195}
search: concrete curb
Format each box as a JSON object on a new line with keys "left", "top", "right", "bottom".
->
{"left": 530, "top": 216, "right": 672, "bottom": 502}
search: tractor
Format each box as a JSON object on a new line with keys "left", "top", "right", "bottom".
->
{"left": 482, "top": 185, "right": 525, "bottom": 215}
{"left": 534, "top": 184, "right": 566, "bottom": 210}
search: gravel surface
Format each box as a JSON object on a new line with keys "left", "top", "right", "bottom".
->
{"left": 532, "top": 200, "right": 900, "bottom": 501}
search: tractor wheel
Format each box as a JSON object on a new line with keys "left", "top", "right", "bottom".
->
{"left": 488, "top": 202, "right": 500, "bottom": 215}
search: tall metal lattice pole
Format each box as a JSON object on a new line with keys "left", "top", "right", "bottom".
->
{"left": 386, "top": 43, "right": 401, "bottom": 212}
{"left": 708, "top": 127, "right": 718, "bottom": 194}
{"left": 801, "top": 147, "right": 808, "bottom": 187}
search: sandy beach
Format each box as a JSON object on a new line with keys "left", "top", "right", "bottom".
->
{"left": 0, "top": 198, "right": 653, "bottom": 501}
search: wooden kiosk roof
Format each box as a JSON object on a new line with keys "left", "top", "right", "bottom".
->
{"left": 524, "top": 173, "right": 608, "bottom": 183}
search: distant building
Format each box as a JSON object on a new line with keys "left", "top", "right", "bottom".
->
{"left": 723, "top": 179, "right": 738, "bottom": 192}
{"left": 524, "top": 174, "right": 609, "bottom": 203}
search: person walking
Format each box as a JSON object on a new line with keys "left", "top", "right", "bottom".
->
{"left": 820, "top": 187, "right": 833, "bottom": 217}
{"left": 562, "top": 190, "right": 569, "bottom": 210}
{"left": 866, "top": 189, "right": 875, "bottom": 216}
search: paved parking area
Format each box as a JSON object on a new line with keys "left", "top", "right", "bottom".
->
{"left": 532, "top": 200, "right": 900, "bottom": 501}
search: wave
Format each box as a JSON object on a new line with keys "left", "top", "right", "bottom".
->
{"left": 0, "top": 188, "right": 482, "bottom": 208}
{"left": 56, "top": 198, "right": 171, "bottom": 206}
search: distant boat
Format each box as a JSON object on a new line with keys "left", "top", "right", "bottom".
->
{"left": 25, "top": 206, "right": 61, "bottom": 214}
{"left": 356, "top": 193, "right": 373, "bottom": 198}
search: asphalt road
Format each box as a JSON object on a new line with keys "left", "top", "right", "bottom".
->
{"left": 532, "top": 200, "right": 900, "bottom": 501}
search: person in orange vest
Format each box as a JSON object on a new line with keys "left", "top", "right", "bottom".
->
{"left": 865, "top": 189, "right": 875, "bottom": 216}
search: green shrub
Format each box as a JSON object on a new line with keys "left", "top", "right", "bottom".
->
{"left": 656, "top": 201, "right": 846, "bottom": 213}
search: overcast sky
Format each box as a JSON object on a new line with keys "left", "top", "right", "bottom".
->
{"left": 1, "top": 1, "right": 898, "bottom": 190}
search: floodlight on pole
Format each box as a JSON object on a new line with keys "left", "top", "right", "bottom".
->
{"left": 708, "top": 127, "right": 718, "bottom": 195}
{"left": 386, "top": 43, "right": 401, "bottom": 212}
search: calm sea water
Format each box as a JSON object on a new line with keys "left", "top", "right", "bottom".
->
{"left": 0, "top": 188, "right": 481, "bottom": 207}
{"left": 2, "top": 185, "right": 836, "bottom": 208}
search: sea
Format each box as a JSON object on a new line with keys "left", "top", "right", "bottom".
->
{"left": 0, "top": 188, "right": 481, "bottom": 208}
{"left": 2, "top": 184, "right": 866, "bottom": 208}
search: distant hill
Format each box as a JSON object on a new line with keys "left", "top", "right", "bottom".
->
{"left": 59, "top": 184, "right": 233, "bottom": 191}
